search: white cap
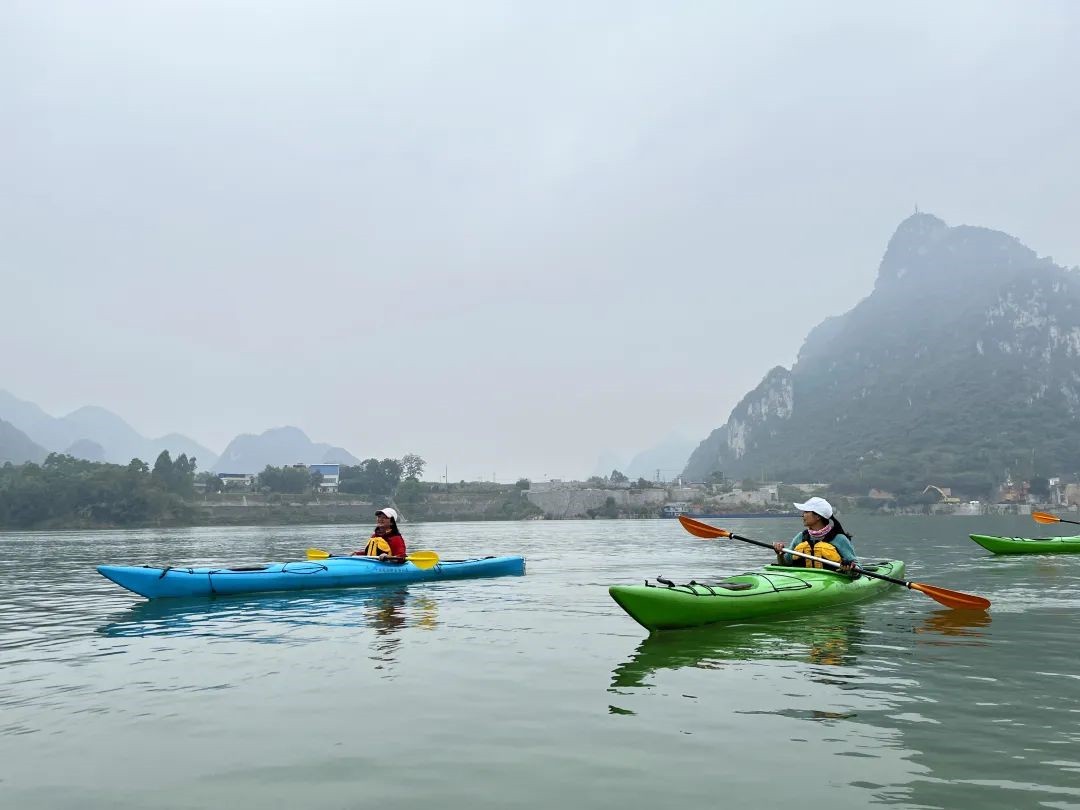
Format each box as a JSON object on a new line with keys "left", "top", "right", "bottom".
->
{"left": 793, "top": 497, "right": 833, "bottom": 520}
{"left": 376, "top": 507, "right": 399, "bottom": 522}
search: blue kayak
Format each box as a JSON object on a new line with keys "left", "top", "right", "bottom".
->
{"left": 98, "top": 555, "right": 526, "bottom": 599}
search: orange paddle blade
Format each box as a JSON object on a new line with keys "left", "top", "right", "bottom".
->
{"left": 910, "top": 582, "right": 991, "bottom": 611}
{"left": 678, "top": 515, "right": 731, "bottom": 539}
{"left": 1032, "top": 511, "right": 1061, "bottom": 524}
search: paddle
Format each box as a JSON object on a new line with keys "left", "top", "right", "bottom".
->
{"left": 678, "top": 515, "right": 990, "bottom": 611}
{"left": 305, "top": 548, "right": 440, "bottom": 570}
{"left": 1032, "top": 511, "right": 1080, "bottom": 527}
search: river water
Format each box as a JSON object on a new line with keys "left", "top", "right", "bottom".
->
{"left": 1, "top": 516, "right": 1078, "bottom": 809}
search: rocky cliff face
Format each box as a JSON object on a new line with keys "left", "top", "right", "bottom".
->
{"left": 683, "top": 214, "right": 1080, "bottom": 496}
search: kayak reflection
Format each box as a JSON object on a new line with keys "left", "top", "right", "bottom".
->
{"left": 913, "top": 608, "right": 992, "bottom": 642}
{"left": 96, "top": 585, "right": 441, "bottom": 641}
{"left": 611, "top": 607, "right": 866, "bottom": 690}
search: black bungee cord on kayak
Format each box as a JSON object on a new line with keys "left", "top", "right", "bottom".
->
{"left": 646, "top": 572, "right": 814, "bottom": 596}
{"left": 203, "top": 561, "right": 329, "bottom": 594}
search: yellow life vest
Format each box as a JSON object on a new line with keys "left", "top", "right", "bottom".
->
{"left": 364, "top": 536, "right": 392, "bottom": 556}
{"left": 792, "top": 538, "right": 843, "bottom": 568}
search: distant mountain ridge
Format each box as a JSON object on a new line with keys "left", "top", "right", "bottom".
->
{"left": 212, "top": 426, "right": 360, "bottom": 473}
{"left": 0, "top": 418, "right": 48, "bottom": 465}
{"left": 683, "top": 213, "right": 1080, "bottom": 497}
{"left": 0, "top": 390, "right": 218, "bottom": 469}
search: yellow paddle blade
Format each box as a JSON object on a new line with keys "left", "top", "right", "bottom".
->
{"left": 407, "top": 550, "right": 440, "bottom": 570}
{"left": 305, "top": 547, "right": 439, "bottom": 568}
{"left": 1032, "top": 511, "right": 1061, "bottom": 524}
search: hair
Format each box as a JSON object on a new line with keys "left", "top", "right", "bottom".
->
{"left": 827, "top": 515, "right": 852, "bottom": 541}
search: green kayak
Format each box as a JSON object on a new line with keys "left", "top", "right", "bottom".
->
{"left": 609, "top": 560, "right": 905, "bottom": 632}
{"left": 969, "top": 534, "right": 1080, "bottom": 555}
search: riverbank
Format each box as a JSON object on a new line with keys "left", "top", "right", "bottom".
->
{"left": 191, "top": 488, "right": 542, "bottom": 526}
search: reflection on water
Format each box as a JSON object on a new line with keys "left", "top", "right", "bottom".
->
{"left": 610, "top": 607, "right": 867, "bottom": 690}
{"left": 913, "top": 608, "right": 992, "bottom": 641}
{"left": 612, "top": 602, "right": 1000, "bottom": 691}
{"left": 369, "top": 588, "right": 407, "bottom": 671}
{"left": 3, "top": 518, "right": 1080, "bottom": 810}
{"left": 97, "top": 586, "right": 440, "bottom": 644}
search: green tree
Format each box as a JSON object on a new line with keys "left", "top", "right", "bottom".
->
{"left": 339, "top": 458, "right": 404, "bottom": 497}
{"left": 395, "top": 477, "right": 423, "bottom": 506}
{"left": 171, "top": 453, "right": 196, "bottom": 498}
{"left": 197, "top": 471, "right": 223, "bottom": 494}
{"left": 0, "top": 454, "right": 187, "bottom": 529}
{"left": 587, "top": 496, "right": 620, "bottom": 519}
{"left": 152, "top": 450, "right": 174, "bottom": 489}
{"left": 609, "top": 470, "right": 628, "bottom": 484}
{"left": 401, "top": 453, "right": 426, "bottom": 481}
{"left": 515, "top": 478, "right": 530, "bottom": 490}
{"left": 257, "top": 465, "right": 312, "bottom": 494}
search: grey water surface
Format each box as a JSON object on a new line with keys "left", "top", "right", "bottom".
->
{"left": 2, "top": 516, "right": 1078, "bottom": 809}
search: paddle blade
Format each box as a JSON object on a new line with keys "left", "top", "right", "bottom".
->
{"left": 678, "top": 515, "right": 731, "bottom": 539}
{"left": 1032, "top": 511, "right": 1061, "bottom": 524}
{"left": 306, "top": 548, "right": 332, "bottom": 559}
{"left": 408, "top": 550, "right": 440, "bottom": 570}
{"left": 910, "top": 582, "right": 991, "bottom": 611}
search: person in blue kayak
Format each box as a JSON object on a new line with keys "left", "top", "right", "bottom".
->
{"left": 772, "top": 497, "right": 859, "bottom": 573}
{"left": 353, "top": 507, "right": 408, "bottom": 561}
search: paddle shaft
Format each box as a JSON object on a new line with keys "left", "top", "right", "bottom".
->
{"left": 728, "top": 531, "right": 914, "bottom": 590}
{"left": 678, "top": 516, "right": 989, "bottom": 610}
{"left": 305, "top": 547, "right": 440, "bottom": 569}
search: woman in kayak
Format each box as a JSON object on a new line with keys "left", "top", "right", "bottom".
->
{"left": 354, "top": 507, "right": 407, "bottom": 562}
{"left": 772, "top": 497, "right": 858, "bottom": 573}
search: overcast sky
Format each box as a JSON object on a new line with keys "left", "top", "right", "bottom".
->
{"left": 2, "top": 1, "right": 1078, "bottom": 481}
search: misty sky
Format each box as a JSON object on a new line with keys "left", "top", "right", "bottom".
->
{"left": 3, "top": 1, "right": 1078, "bottom": 481}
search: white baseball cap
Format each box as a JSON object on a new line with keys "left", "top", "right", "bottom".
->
{"left": 376, "top": 507, "right": 399, "bottom": 522}
{"left": 793, "top": 497, "right": 833, "bottom": 520}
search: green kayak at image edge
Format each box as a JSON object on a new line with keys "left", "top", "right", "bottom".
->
{"left": 609, "top": 560, "right": 905, "bottom": 632}
{"left": 969, "top": 534, "right": 1080, "bottom": 555}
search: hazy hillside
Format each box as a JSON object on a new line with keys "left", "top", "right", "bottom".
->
{"left": 624, "top": 433, "right": 697, "bottom": 481}
{"left": 65, "top": 438, "right": 105, "bottom": 462}
{"left": 213, "top": 426, "right": 361, "bottom": 473}
{"left": 683, "top": 213, "right": 1080, "bottom": 497}
{"left": 0, "top": 391, "right": 219, "bottom": 469}
{"left": 0, "top": 419, "right": 48, "bottom": 465}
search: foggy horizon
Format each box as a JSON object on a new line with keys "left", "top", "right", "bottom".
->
{"left": 4, "top": 1, "right": 1078, "bottom": 481}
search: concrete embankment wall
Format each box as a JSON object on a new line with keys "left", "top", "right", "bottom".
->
{"left": 194, "top": 500, "right": 376, "bottom": 525}
{"left": 189, "top": 490, "right": 537, "bottom": 524}
{"left": 524, "top": 488, "right": 666, "bottom": 518}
